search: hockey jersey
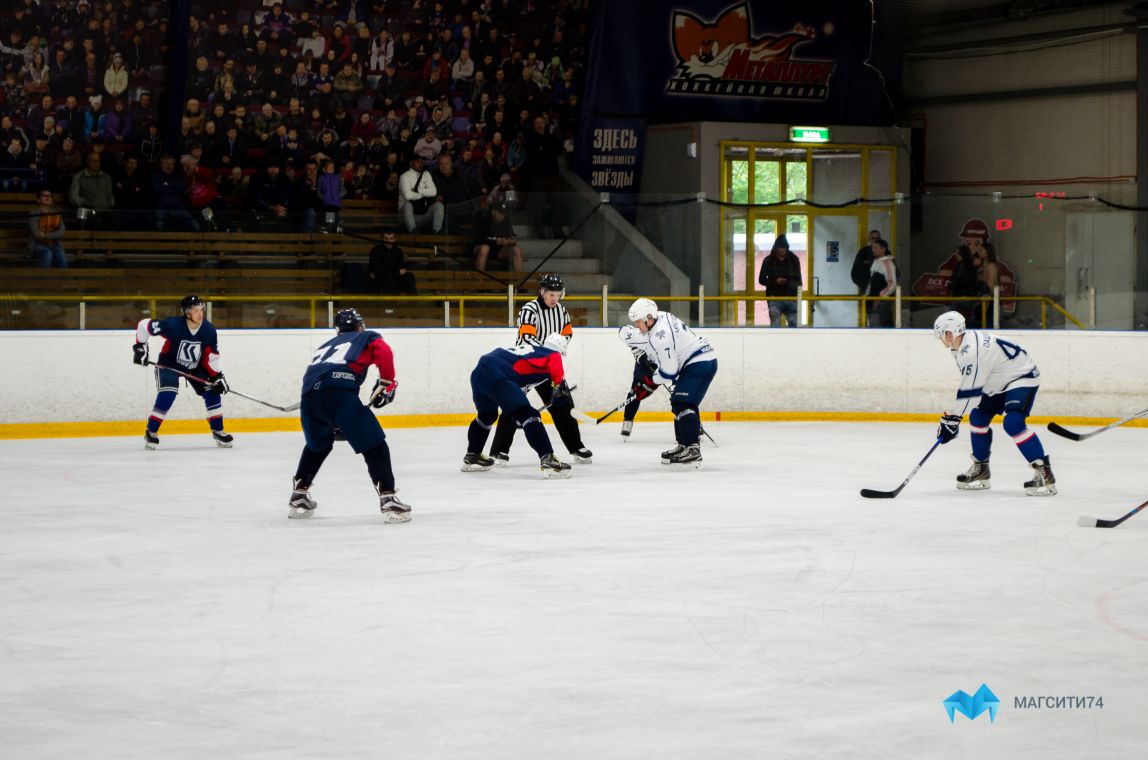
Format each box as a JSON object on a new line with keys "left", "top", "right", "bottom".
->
{"left": 618, "top": 324, "right": 657, "bottom": 366}
{"left": 477, "top": 344, "right": 564, "bottom": 389}
{"left": 644, "top": 311, "right": 715, "bottom": 384}
{"left": 302, "top": 330, "right": 396, "bottom": 395}
{"left": 950, "top": 330, "right": 1040, "bottom": 415}
{"left": 136, "top": 316, "right": 221, "bottom": 376}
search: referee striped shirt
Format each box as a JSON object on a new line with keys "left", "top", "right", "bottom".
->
{"left": 516, "top": 298, "right": 573, "bottom": 346}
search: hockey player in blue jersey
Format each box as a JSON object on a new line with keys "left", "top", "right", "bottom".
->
{"left": 933, "top": 310, "right": 1056, "bottom": 495}
{"left": 288, "top": 308, "right": 410, "bottom": 521}
{"left": 628, "top": 298, "right": 718, "bottom": 468}
{"left": 462, "top": 332, "right": 574, "bottom": 478}
{"left": 133, "top": 295, "right": 233, "bottom": 450}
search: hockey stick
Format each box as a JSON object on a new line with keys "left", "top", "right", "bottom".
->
{"left": 700, "top": 426, "right": 718, "bottom": 447}
{"left": 145, "top": 360, "right": 301, "bottom": 412}
{"left": 1047, "top": 407, "right": 1148, "bottom": 442}
{"left": 1078, "top": 499, "right": 1148, "bottom": 529}
{"left": 597, "top": 394, "right": 636, "bottom": 424}
{"left": 860, "top": 439, "right": 943, "bottom": 499}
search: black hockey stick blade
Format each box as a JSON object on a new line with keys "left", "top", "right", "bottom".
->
{"left": 1047, "top": 408, "right": 1148, "bottom": 442}
{"left": 1046, "top": 422, "right": 1084, "bottom": 441}
{"left": 859, "top": 439, "right": 943, "bottom": 500}
{"left": 1078, "top": 500, "right": 1148, "bottom": 529}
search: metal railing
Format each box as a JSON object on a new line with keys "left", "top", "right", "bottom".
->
{"left": 1, "top": 285, "right": 1085, "bottom": 330}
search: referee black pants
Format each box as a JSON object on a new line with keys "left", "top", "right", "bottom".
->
{"left": 490, "top": 382, "right": 584, "bottom": 457}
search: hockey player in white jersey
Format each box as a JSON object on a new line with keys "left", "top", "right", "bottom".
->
{"left": 933, "top": 310, "right": 1056, "bottom": 495}
{"left": 628, "top": 298, "right": 717, "bottom": 467}
{"left": 616, "top": 324, "right": 660, "bottom": 439}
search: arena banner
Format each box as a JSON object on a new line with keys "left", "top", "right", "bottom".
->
{"left": 580, "top": 0, "right": 895, "bottom": 127}
{"left": 912, "top": 219, "right": 1018, "bottom": 316}
{"left": 580, "top": 117, "right": 647, "bottom": 194}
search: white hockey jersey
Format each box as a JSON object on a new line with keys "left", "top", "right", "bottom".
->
{"left": 617, "top": 324, "right": 656, "bottom": 364}
{"left": 950, "top": 330, "right": 1040, "bottom": 415}
{"left": 644, "top": 311, "right": 716, "bottom": 385}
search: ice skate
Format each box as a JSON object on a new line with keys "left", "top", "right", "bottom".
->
{"left": 144, "top": 430, "right": 159, "bottom": 450}
{"left": 1024, "top": 457, "right": 1057, "bottom": 496}
{"left": 661, "top": 444, "right": 686, "bottom": 464}
{"left": 571, "top": 448, "right": 593, "bottom": 464}
{"left": 667, "top": 444, "right": 703, "bottom": 469}
{"left": 956, "top": 457, "right": 991, "bottom": 490}
{"left": 378, "top": 489, "right": 412, "bottom": 523}
{"left": 213, "top": 430, "right": 234, "bottom": 448}
{"left": 491, "top": 452, "right": 510, "bottom": 468}
{"left": 621, "top": 420, "right": 633, "bottom": 439}
{"left": 540, "top": 453, "right": 572, "bottom": 479}
{"left": 461, "top": 452, "right": 495, "bottom": 472}
{"left": 288, "top": 478, "right": 317, "bottom": 519}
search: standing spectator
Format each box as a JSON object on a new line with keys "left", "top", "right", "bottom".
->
{"left": 103, "top": 52, "right": 128, "bottom": 99}
{"left": 104, "top": 100, "right": 132, "bottom": 145}
{"left": 152, "top": 154, "right": 195, "bottom": 231}
{"left": 318, "top": 158, "right": 343, "bottom": 231}
{"left": 948, "top": 244, "right": 981, "bottom": 327}
{"left": 69, "top": 150, "right": 115, "bottom": 224}
{"left": 248, "top": 161, "right": 293, "bottom": 227}
{"left": 291, "top": 158, "right": 324, "bottom": 232}
{"left": 368, "top": 229, "right": 417, "bottom": 294}
{"left": 851, "top": 229, "right": 880, "bottom": 293}
{"left": 867, "top": 238, "right": 899, "bottom": 328}
{"left": 83, "top": 94, "right": 106, "bottom": 143}
{"left": 28, "top": 188, "right": 67, "bottom": 268}
{"left": 433, "top": 153, "right": 476, "bottom": 231}
{"left": 758, "top": 235, "right": 803, "bottom": 328}
{"left": 398, "top": 155, "right": 444, "bottom": 233}
{"left": 114, "top": 154, "right": 152, "bottom": 229}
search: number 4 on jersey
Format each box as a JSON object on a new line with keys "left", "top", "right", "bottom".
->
{"left": 995, "top": 339, "right": 1027, "bottom": 360}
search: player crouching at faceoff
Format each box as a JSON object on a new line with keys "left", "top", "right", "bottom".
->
{"left": 617, "top": 323, "right": 661, "bottom": 439}
{"left": 628, "top": 298, "right": 717, "bottom": 468}
{"left": 463, "top": 332, "right": 574, "bottom": 478}
{"left": 288, "top": 308, "right": 411, "bottom": 522}
{"left": 933, "top": 310, "right": 1056, "bottom": 495}
{"left": 133, "top": 295, "right": 233, "bottom": 450}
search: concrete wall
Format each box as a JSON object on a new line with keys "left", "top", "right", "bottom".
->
{"left": 1, "top": 328, "right": 1143, "bottom": 428}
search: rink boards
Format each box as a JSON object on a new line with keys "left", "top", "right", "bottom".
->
{"left": 0, "top": 328, "right": 1145, "bottom": 437}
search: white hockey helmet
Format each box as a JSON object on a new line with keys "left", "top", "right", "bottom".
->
{"left": 628, "top": 297, "right": 658, "bottom": 323}
{"left": 933, "top": 310, "right": 966, "bottom": 342}
{"left": 542, "top": 332, "right": 568, "bottom": 355}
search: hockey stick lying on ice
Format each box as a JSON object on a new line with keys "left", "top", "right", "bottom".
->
{"left": 860, "top": 438, "right": 943, "bottom": 499}
{"left": 144, "top": 360, "right": 301, "bottom": 412}
{"left": 1078, "top": 499, "right": 1148, "bottom": 529}
{"left": 1047, "top": 407, "right": 1148, "bottom": 442}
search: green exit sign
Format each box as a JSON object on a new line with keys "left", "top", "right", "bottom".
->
{"left": 789, "top": 126, "right": 831, "bottom": 143}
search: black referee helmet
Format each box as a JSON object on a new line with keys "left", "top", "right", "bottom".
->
{"left": 539, "top": 274, "right": 564, "bottom": 292}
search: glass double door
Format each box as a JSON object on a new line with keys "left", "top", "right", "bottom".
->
{"left": 725, "top": 211, "right": 808, "bottom": 326}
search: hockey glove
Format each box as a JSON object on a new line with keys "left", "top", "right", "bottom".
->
{"left": 637, "top": 355, "right": 659, "bottom": 375}
{"left": 132, "top": 342, "right": 148, "bottom": 365}
{"left": 551, "top": 380, "right": 573, "bottom": 402}
{"left": 937, "top": 413, "right": 961, "bottom": 444}
{"left": 206, "top": 374, "right": 230, "bottom": 395}
{"left": 631, "top": 375, "right": 658, "bottom": 401}
{"left": 370, "top": 379, "right": 397, "bottom": 409}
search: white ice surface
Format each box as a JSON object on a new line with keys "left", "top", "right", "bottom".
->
{"left": 3, "top": 422, "right": 1147, "bottom": 759}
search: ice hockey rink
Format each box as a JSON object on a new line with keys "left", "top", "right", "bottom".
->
{"left": 3, "top": 420, "right": 1146, "bottom": 759}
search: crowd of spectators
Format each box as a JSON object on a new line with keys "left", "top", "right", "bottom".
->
{"left": 1, "top": 0, "right": 587, "bottom": 240}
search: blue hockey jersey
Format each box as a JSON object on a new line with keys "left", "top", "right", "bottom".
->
{"left": 135, "top": 316, "right": 221, "bottom": 375}
{"left": 302, "top": 330, "right": 395, "bottom": 395}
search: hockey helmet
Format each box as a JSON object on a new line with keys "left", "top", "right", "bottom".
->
{"left": 180, "top": 294, "right": 204, "bottom": 313}
{"left": 628, "top": 297, "right": 658, "bottom": 323}
{"left": 933, "top": 310, "right": 966, "bottom": 343}
{"left": 542, "top": 331, "right": 568, "bottom": 355}
{"left": 335, "top": 307, "right": 365, "bottom": 332}
{"left": 539, "top": 273, "right": 565, "bottom": 293}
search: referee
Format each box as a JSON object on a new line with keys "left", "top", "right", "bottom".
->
{"left": 489, "top": 274, "right": 592, "bottom": 464}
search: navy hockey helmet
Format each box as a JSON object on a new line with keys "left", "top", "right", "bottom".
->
{"left": 335, "top": 307, "right": 365, "bottom": 332}
{"left": 180, "top": 294, "right": 204, "bottom": 313}
{"left": 539, "top": 273, "right": 564, "bottom": 293}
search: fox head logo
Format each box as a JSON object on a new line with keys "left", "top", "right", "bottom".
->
{"left": 672, "top": 3, "right": 813, "bottom": 76}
